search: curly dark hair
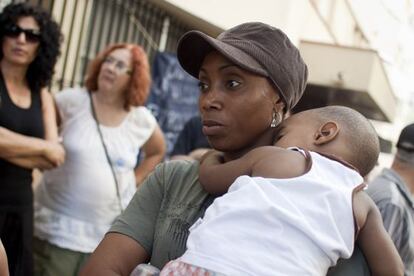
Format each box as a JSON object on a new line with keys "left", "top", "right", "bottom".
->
{"left": 0, "top": 3, "right": 63, "bottom": 92}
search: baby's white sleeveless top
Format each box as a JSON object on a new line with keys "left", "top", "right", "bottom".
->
{"left": 181, "top": 149, "right": 364, "bottom": 276}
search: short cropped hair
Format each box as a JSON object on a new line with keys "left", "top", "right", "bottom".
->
{"left": 312, "top": 105, "right": 380, "bottom": 176}
{"left": 85, "top": 43, "right": 151, "bottom": 110}
{"left": 0, "top": 3, "right": 62, "bottom": 92}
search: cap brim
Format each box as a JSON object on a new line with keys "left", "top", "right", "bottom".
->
{"left": 177, "top": 31, "right": 268, "bottom": 79}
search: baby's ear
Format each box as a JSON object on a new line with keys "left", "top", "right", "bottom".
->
{"left": 313, "top": 121, "right": 339, "bottom": 145}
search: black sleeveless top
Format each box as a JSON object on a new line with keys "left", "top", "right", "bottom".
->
{"left": 0, "top": 72, "right": 44, "bottom": 208}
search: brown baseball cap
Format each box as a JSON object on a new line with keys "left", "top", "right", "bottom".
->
{"left": 177, "top": 22, "right": 308, "bottom": 111}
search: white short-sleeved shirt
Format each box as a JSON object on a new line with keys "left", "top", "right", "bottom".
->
{"left": 34, "top": 87, "right": 157, "bottom": 252}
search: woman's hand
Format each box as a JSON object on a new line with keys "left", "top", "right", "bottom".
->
{"left": 200, "top": 150, "right": 223, "bottom": 166}
{"left": 0, "top": 127, "right": 64, "bottom": 168}
{"left": 188, "top": 148, "right": 210, "bottom": 161}
{"left": 42, "top": 142, "right": 65, "bottom": 167}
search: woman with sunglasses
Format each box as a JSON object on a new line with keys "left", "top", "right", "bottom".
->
{"left": 0, "top": 3, "right": 63, "bottom": 275}
{"left": 33, "top": 43, "right": 166, "bottom": 276}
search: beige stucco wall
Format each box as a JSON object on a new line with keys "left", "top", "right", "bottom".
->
{"left": 163, "top": 0, "right": 367, "bottom": 47}
{"left": 163, "top": 0, "right": 320, "bottom": 45}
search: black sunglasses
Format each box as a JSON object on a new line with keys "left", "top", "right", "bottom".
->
{"left": 3, "top": 24, "right": 41, "bottom": 43}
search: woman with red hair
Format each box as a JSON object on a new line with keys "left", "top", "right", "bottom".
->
{"left": 32, "top": 43, "right": 166, "bottom": 275}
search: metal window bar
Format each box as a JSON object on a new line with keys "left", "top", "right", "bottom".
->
{"left": 59, "top": 0, "right": 75, "bottom": 88}
{"left": 104, "top": 0, "right": 117, "bottom": 47}
{"left": 69, "top": 0, "right": 90, "bottom": 87}
{"left": 81, "top": 0, "right": 98, "bottom": 82}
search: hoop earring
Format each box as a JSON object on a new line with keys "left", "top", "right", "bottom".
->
{"left": 271, "top": 110, "right": 280, "bottom": 128}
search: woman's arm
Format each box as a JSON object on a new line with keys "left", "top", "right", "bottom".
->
{"left": 0, "top": 126, "right": 51, "bottom": 158}
{"left": 0, "top": 127, "right": 64, "bottom": 167}
{"left": 0, "top": 239, "right": 8, "bottom": 276}
{"left": 80, "top": 233, "right": 149, "bottom": 276}
{"left": 40, "top": 89, "right": 60, "bottom": 142}
{"left": 0, "top": 90, "right": 64, "bottom": 167}
{"left": 354, "top": 192, "right": 404, "bottom": 276}
{"left": 7, "top": 156, "right": 55, "bottom": 170}
{"left": 134, "top": 125, "right": 166, "bottom": 185}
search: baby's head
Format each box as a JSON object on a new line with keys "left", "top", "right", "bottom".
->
{"left": 275, "top": 106, "right": 380, "bottom": 176}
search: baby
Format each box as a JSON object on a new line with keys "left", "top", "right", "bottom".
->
{"left": 161, "top": 105, "right": 403, "bottom": 276}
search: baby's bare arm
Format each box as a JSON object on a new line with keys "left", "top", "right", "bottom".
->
{"left": 354, "top": 192, "right": 404, "bottom": 276}
{"left": 199, "top": 147, "right": 306, "bottom": 195}
{"left": 199, "top": 149, "right": 257, "bottom": 195}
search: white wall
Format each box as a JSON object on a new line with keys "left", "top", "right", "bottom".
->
{"left": 349, "top": 0, "right": 414, "bottom": 142}
{"left": 164, "top": 0, "right": 331, "bottom": 45}
{"left": 165, "top": 0, "right": 295, "bottom": 30}
{"left": 164, "top": 0, "right": 366, "bottom": 47}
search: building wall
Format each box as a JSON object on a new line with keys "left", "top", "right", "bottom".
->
{"left": 164, "top": 0, "right": 369, "bottom": 48}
